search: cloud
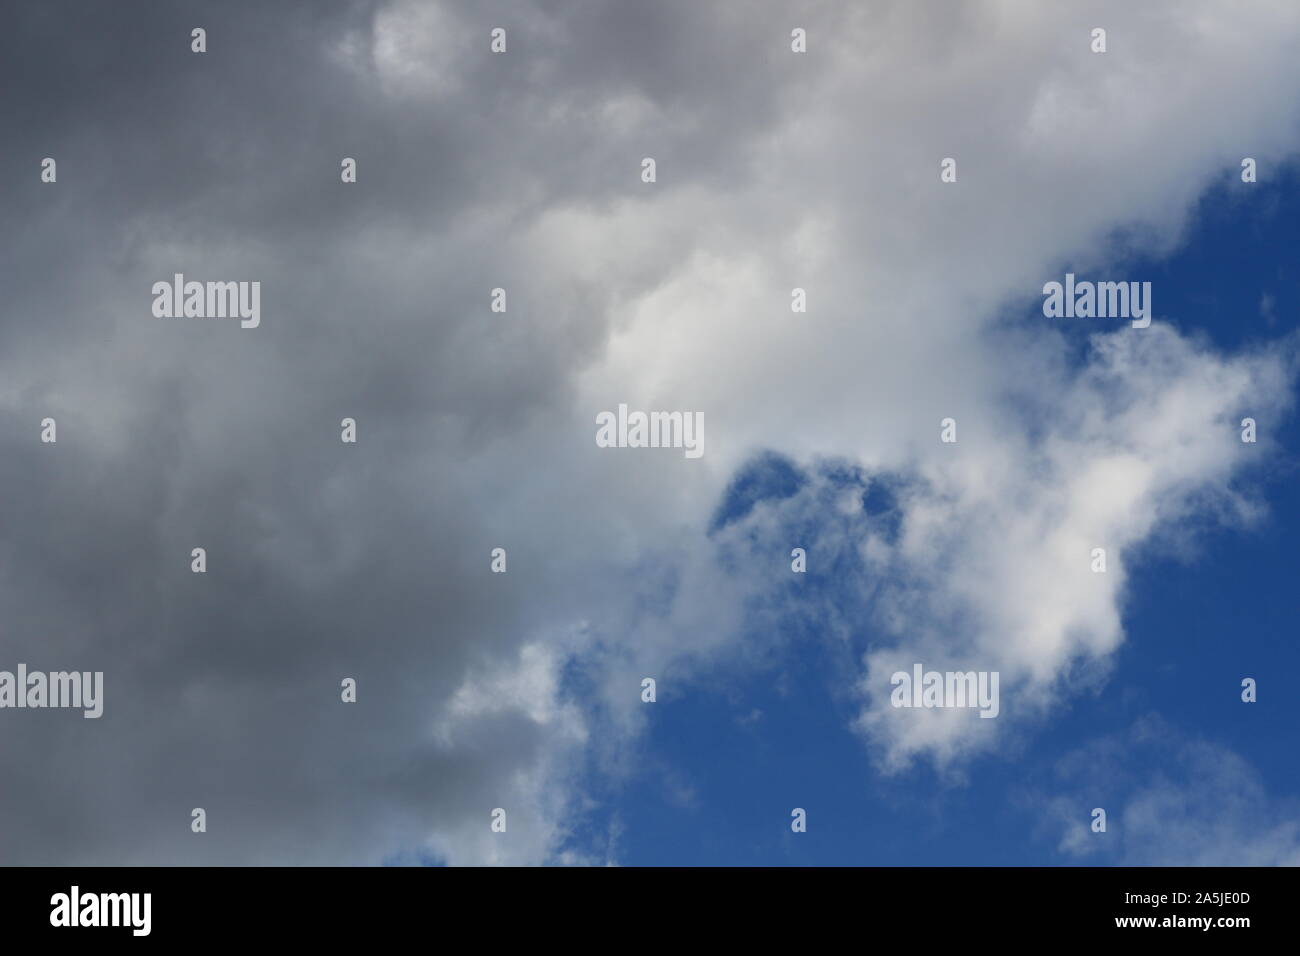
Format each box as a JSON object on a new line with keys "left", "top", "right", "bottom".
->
{"left": 852, "top": 325, "right": 1296, "bottom": 770}
{"left": 1037, "top": 715, "right": 1300, "bottom": 865}
{"left": 2, "top": 0, "right": 1300, "bottom": 864}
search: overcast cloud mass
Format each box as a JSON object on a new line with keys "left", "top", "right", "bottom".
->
{"left": 2, "top": 0, "right": 1300, "bottom": 865}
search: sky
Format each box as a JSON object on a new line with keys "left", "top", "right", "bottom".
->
{"left": 1, "top": 0, "right": 1299, "bottom": 866}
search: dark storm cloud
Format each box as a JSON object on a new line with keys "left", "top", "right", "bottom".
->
{"left": 0, "top": 0, "right": 798, "bottom": 864}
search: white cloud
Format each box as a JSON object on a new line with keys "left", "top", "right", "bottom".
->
{"left": 1041, "top": 716, "right": 1300, "bottom": 865}
{"left": 854, "top": 327, "right": 1294, "bottom": 769}
{"left": 427, "top": 642, "right": 591, "bottom": 865}
{"left": 404, "top": 0, "right": 1300, "bottom": 854}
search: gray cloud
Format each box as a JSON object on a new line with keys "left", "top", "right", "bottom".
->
{"left": 2, "top": 0, "right": 1299, "bottom": 864}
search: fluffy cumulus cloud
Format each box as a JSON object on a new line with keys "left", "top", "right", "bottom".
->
{"left": 2, "top": 0, "right": 1299, "bottom": 864}
{"left": 852, "top": 326, "right": 1295, "bottom": 770}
